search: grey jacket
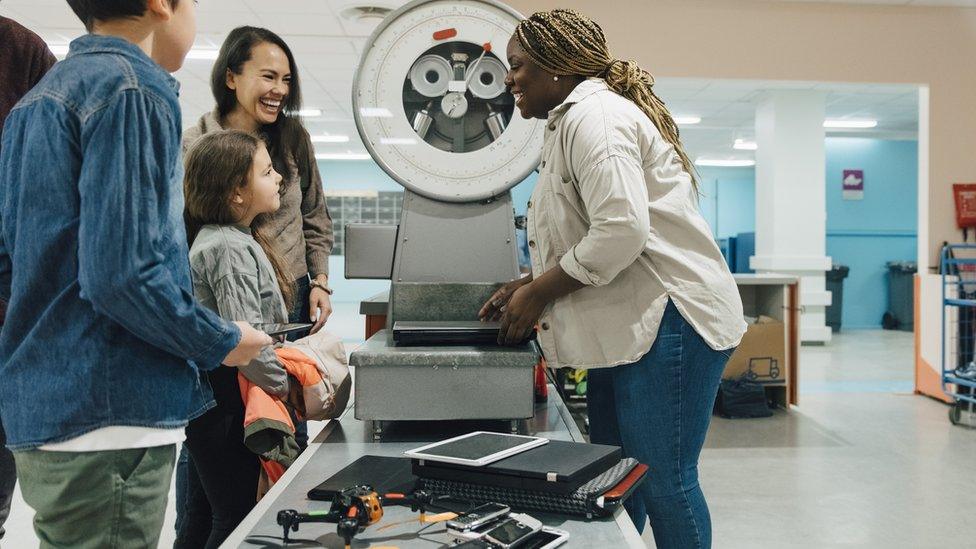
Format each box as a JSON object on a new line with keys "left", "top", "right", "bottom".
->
{"left": 183, "top": 110, "right": 334, "bottom": 281}
{"left": 189, "top": 224, "right": 290, "bottom": 397}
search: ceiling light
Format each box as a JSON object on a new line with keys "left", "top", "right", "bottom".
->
{"left": 315, "top": 153, "right": 372, "bottom": 161}
{"left": 185, "top": 49, "right": 219, "bottom": 60}
{"left": 695, "top": 158, "right": 756, "bottom": 168}
{"left": 297, "top": 109, "right": 323, "bottom": 117}
{"left": 360, "top": 107, "right": 393, "bottom": 118}
{"left": 733, "top": 139, "right": 758, "bottom": 151}
{"left": 824, "top": 119, "right": 878, "bottom": 129}
{"left": 311, "top": 134, "right": 350, "bottom": 143}
{"left": 380, "top": 137, "right": 418, "bottom": 145}
{"left": 674, "top": 116, "right": 701, "bottom": 125}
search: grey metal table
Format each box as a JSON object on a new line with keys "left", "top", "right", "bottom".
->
{"left": 222, "top": 384, "right": 644, "bottom": 548}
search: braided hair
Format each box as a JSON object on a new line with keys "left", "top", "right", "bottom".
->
{"left": 516, "top": 9, "right": 698, "bottom": 187}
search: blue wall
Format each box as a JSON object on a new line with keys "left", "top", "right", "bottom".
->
{"left": 697, "top": 167, "right": 757, "bottom": 239}
{"left": 824, "top": 138, "right": 917, "bottom": 329}
{"left": 318, "top": 138, "right": 918, "bottom": 329}
{"left": 318, "top": 160, "right": 537, "bottom": 303}
{"left": 695, "top": 139, "right": 918, "bottom": 329}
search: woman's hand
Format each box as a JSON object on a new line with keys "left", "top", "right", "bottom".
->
{"left": 308, "top": 285, "right": 333, "bottom": 335}
{"left": 497, "top": 283, "right": 548, "bottom": 345}
{"left": 479, "top": 275, "right": 533, "bottom": 322}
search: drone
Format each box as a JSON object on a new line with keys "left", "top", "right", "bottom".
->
{"left": 276, "top": 485, "right": 451, "bottom": 546}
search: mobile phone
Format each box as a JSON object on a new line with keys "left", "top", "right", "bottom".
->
{"left": 450, "top": 515, "right": 508, "bottom": 542}
{"left": 448, "top": 539, "right": 493, "bottom": 549}
{"left": 255, "top": 323, "right": 313, "bottom": 338}
{"left": 519, "top": 526, "right": 570, "bottom": 549}
{"left": 446, "top": 502, "right": 511, "bottom": 532}
{"left": 483, "top": 513, "right": 543, "bottom": 548}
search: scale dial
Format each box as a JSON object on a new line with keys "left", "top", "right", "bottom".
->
{"left": 441, "top": 92, "right": 469, "bottom": 119}
{"left": 353, "top": 0, "right": 544, "bottom": 203}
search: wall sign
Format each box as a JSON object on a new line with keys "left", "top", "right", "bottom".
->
{"left": 842, "top": 169, "right": 864, "bottom": 200}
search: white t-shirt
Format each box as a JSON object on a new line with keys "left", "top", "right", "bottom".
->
{"left": 38, "top": 426, "right": 185, "bottom": 452}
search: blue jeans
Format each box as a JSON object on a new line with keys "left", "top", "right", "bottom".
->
{"left": 587, "top": 300, "right": 732, "bottom": 549}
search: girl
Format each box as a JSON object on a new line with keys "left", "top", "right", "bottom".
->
{"left": 480, "top": 10, "right": 747, "bottom": 549}
{"left": 176, "top": 130, "right": 293, "bottom": 548}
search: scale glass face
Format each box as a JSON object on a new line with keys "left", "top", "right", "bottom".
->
{"left": 353, "top": 0, "right": 543, "bottom": 203}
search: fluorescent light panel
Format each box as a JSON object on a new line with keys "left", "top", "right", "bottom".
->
{"left": 297, "top": 109, "right": 323, "bottom": 117}
{"left": 733, "top": 139, "right": 758, "bottom": 151}
{"left": 695, "top": 158, "right": 756, "bottom": 168}
{"left": 48, "top": 40, "right": 218, "bottom": 61}
{"left": 311, "top": 134, "right": 350, "bottom": 143}
{"left": 824, "top": 119, "right": 877, "bottom": 129}
{"left": 674, "top": 116, "right": 701, "bottom": 125}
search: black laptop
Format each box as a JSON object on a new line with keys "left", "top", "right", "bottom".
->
{"left": 392, "top": 320, "right": 501, "bottom": 346}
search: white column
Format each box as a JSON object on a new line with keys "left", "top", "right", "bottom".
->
{"left": 751, "top": 91, "right": 833, "bottom": 344}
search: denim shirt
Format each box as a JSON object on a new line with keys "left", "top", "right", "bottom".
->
{"left": 0, "top": 35, "right": 241, "bottom": 450}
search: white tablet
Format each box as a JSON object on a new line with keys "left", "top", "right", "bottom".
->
{"left": 404, "top": 431, "right": 549, "bottom": 467}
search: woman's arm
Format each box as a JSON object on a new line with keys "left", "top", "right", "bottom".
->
{"left": 496, "top": 151, "right": 650, "bottom": 344}
{"left": 297, "top": 130, "right": 334, "bottom": 331}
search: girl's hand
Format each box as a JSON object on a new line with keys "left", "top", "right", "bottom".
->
{"left": 498, "top": 283, "right": 547, "bottom": 345}
{"left": 309, "top": 287, "right": 332, "bottom": 334}
{"left": 479, "top": 275, "right": 533, "bottom": 322}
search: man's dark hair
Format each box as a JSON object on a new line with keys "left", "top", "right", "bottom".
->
{"left": 67, "top": 0, "right": 179, "bottom": 32}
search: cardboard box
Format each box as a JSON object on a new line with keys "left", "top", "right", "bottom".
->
{"left": 723, "top": 316, "right": 786, "bottom": 385}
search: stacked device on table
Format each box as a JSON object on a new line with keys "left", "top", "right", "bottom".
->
{"left": 303, "top": 432, "right": 647, "bottom": 547}
{"left": 406, "top": 432, "right": 647, "bottom": 519}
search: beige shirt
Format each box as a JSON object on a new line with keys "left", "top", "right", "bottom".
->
{"left": 183, "top": 110, "right": 334, "bottom": 281}
{"left": 528, "top": 79, "right": 746, "bottom": 369}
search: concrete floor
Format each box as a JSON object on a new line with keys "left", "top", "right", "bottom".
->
{"left": 5, "top": 315, "right": 975, "bottom": 548}
{"left": 637, "top": 329, "right": 976, "bottom": 549}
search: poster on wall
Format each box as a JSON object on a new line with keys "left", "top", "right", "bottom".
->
{"left": 842, "top": 169, "right": 864, "bottom": 200}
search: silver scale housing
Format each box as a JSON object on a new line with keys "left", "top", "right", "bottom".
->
{"left": 345, "top": 0, "right": 545, "bottom": 436}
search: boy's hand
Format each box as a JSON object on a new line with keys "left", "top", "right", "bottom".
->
{"left": 223, "top": 322, "right": 274, "bottom": 367}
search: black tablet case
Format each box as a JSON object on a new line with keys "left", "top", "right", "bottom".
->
{"left": 307, "top": 455, "right": 418, "bottom": 501}
{"left": 412, "top": 440, "right": 621, "bottom": 495}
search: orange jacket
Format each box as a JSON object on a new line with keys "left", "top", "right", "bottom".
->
{"left": 239, "top": 332, "right": 351, "bottom": 483}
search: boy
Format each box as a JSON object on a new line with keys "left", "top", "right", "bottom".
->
{"left": 0, "top": 1, "right": 273, "bottom": 546}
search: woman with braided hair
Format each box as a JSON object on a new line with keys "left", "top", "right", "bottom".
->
{"left": 479, "top": 9, "right": 746, "bottom": 548}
